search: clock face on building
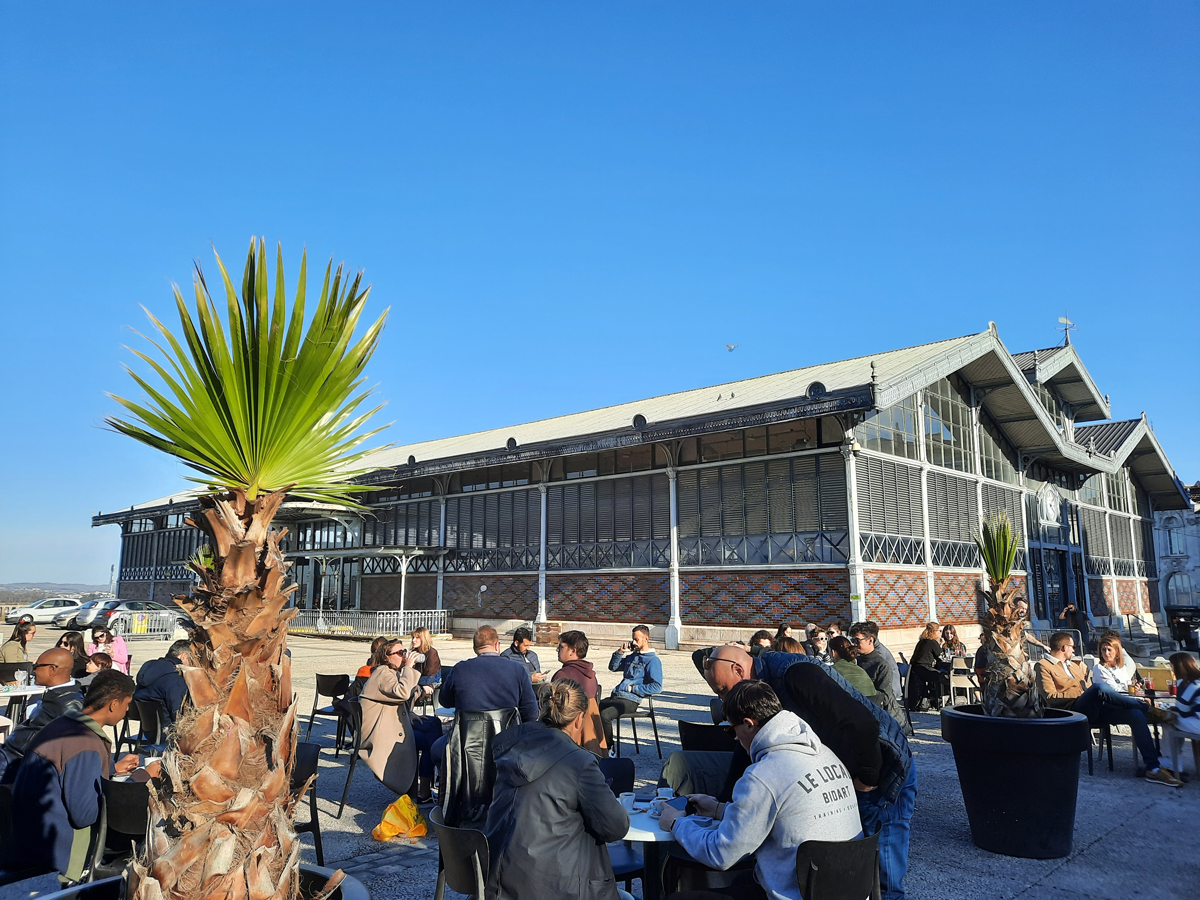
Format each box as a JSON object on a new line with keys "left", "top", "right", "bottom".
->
{"left": 1037, "top": 484, "right": 1063, "bottom": 529}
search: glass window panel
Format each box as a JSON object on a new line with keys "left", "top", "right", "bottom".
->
{"left": 924, "top": 377, "right": 975, "bottom": 473}
{"left": 768, "top": 420, "right": 818, "bottom": 454}
{"left": 855, "top": 395, "right": 920, "bottom": 461}
{"left": 701, "top": 431, "right": 745, "bottom": 463}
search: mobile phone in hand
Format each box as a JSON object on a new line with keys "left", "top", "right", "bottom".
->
{"left": 666, "top": 796, "right": 693, "bottom": 814}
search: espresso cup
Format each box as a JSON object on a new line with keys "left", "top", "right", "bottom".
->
{"left": 619, "top": 792, "right": 636, "bottom": 812}
{"left": 650, "top": 798, "right": 668, "bottom": 816}
{"left": 656, "top": 788, "right": 674, "bottom": 800}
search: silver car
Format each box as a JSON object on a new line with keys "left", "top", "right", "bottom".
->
{"left": 4, "top": 597, "right": 83, "bottom": 625}
{"left": 85, "top": 600, "right": 188, "bottom": 638}
{"left": 52, "top": 599, "right": 104, "bottom": 629}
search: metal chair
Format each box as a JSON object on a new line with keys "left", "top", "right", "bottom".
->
{"left": 306, "top": 674, "right": 351, "bottom": 747}
{"left": 678, "top": 720, "right": 738, "bottom": 754}
{"left": 132, "top": 700, "right": 170, "bottom": 756}
{"left": 894, "top": 664, "right": 916, "bottom": 732}
{"left": 113, "top": 705, "right": 142, "bottom": 760}
{"left": 292, "top": 741, "right": 325, "bottom": 865}
{"left": 613, "top": 695, "right": 662, "bottom": 759}
{"left": 428, "top": 806, "right": 489, "bottom": 900}
{"left": 795, "top": 827, "right": 882, "bottom": 900}
{"left": 336, "top": 699, "right": 364, "bottom": 819}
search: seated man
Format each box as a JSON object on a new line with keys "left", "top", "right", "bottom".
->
{"left": 599, "top": 624, "right": 664, "bottom": 748}
{"left": 133, "top": 639, "right": 193, "bottom": 723}
{"left": 850, "top": 622, "right": 909, "bottom": 732}
{"left": 1036, "top": 631, "right": 1178, "bottom": 787}
{"left": 552, "top": 630, "right": 605, "bottom": 755}
{"left": 659, "top": 681, "right": 862, "bottom": 900}
{"left": 432, "top": 626, "right": 540, "bottom": 771}
{"left": 1, "top": 670, "right": 143, "bottom": 880}
{"left": 0, "top": 648, "right": 85, "bottom": 783}
{"left": 499, "top": 626, "right": 546, "bottom": 683}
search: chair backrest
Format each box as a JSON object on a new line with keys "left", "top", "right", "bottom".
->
{"left": 596, "top": 756, "right": 635, "bottom": 797}
{"left": 796, "top": 829, "right": 881, "bottom": 900}
{"left": 292, "top": 741, "right": 321, "bottom": 793}
{"left": 678, "top": 720, "right": 738, "bottom": 754}
{"left": 315, "top": 674, "right": 350, "bottom": 699}
{"left": 428, "top": 807, "right": 489, "bottom": 898}
{"left": 0, "top": 662, "right": 32, "bottom": 684}
{"left": 950, "top": 658, "right": 970, "bottom": 673}
{"left": 709, "top": 697, "right": 725, "bottom": 725}
{"left": 101, "top": 778, "right": 149, "bottom": 840}
{"left": 345, "top": 698, "right": 364, "bottom": 748}
{"left": 441, "top": 708, "right": 520, "bottom": 828}
{"left": 134, "top": 700, "right": 168, "bottom": 744}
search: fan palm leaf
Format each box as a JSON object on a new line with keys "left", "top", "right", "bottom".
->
{"left": 107, "top": 237, "right": 390, "bottom": 506}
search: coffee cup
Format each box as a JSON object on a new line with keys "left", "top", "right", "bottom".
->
{"left": 656, "top": 788, "right": 674, "bottom": 800}
{"left": 650, "top": 798, "right": 668, "bottom": 816}
{"left": 619, "top": 792, "right": 635, "bottom": 812}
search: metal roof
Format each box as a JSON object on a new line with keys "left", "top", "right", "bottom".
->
{"left": 1008, "top": 344, "right": 1108, "bottom": 422}
{"left": 1074, "top": 420, "right": 1142, "bottom": 457}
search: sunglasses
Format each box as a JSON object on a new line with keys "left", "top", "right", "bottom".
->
{"left": 31, "top": 662, "right": 59, "bottom": 670}
{"left": 703, "top": 656, "right": 736, "bottom": 671}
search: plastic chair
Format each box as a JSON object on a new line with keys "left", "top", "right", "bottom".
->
{"left": 292, "top": 741, "right": 325, "bottom": 866}
{"left": 98, "top": 778, "right": 149, "bottom": 873}
{"left": 795, "top": 828, "right": 882, "bottom": 900}
{"left": 678, "top": 720, "right": 738, "bottom": 753}
{"left": 948, "top": 670, "right": 980, "bottom": 707}
{"left": 336, "top": 699, "right": 364, "bottom": 819}
{"left": 614, "top": 695, "right": 662, "bottom": 759}
{"left": 428, "top": 806, "right": 489, "bottom": 900}
{"left": 306, "top": 674, "right": 351, "bottom": 746}
{"left": 132, "top": 700, "right": 170, "bottom": 755}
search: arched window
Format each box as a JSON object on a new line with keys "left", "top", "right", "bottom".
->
{"left": 1164, "top": 516, "right": 1186, "bottom": 556}
{"left": 1167, "top": 572, "right": 1196, "bottom": 606}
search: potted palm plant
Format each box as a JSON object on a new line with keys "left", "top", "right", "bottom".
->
{"left": 940, "top": 513, "right": 1090, "bottom": 859}
{"left": 101, "top": 239, "right": 387, "bottom": 900}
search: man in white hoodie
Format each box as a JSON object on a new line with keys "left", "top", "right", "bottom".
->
{"left": 658, "top": 681, "right": 863, "bottom": 900}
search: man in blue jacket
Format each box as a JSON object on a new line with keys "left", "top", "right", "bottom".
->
{"left": 133, "top": 639, "right": 193, "bottom": 723}
{"left": 599, "top": 624, "right": 663, "bottom": 749}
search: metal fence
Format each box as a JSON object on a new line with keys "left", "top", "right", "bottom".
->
{"left": 288, "top": 608, "right": 450, "bottom": 638}
{"left": 109, "top": 611, "right": 184, "bottom": 640}
{"left": 1021, "top": 629, "right": 1083, "bottom": 665}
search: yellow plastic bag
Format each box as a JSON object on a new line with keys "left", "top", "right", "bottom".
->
{"left": 372, "top": 794, "right": 428, "bottom": 841}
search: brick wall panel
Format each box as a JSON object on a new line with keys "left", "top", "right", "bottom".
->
{"left": 360, "top": 576, "right": 437, "bottom": 610}
{"left": 934, "top": 572, "right": 984, "bottom": 624}
{"left": 1115, "top": 579, "right": 1138, "bottom": 614}
{"left": 864, "top": 570, "right": 928, "bottom": 628}
{"left": 1087, "top": 578, "right": 1111, "bottom": 616}
{"left": 548, "top": 573, "right": 671, "bottom": 623}
{"left": 679, "top": 569, "right": 850, "bottom": 628}
{"left": 443, "top": 574, "right": 538, "bottom": 620}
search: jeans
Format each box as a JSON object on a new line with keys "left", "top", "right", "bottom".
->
{"left": 1071, "top": 684, "right": 1160, "bottom": 770}
{"left": 598, "top": 696, "right": 641, "bottom": 747}
{"left": 857, "top": 762, "right": 917, "bottom": 900}
{"left": 410, "top": 715, "right": 442, "bottom": 781}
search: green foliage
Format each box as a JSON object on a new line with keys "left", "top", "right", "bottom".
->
{"left": 974, "top": 511, "right": 1021, "bottom": 590}
{"left": 108, "top": 238, "right": 389, "bottom": 506}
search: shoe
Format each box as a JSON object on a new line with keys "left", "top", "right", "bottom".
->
{"left": 1144, "top": 705, "right": 1176, "bottom": 726}
{"left": 1145, "top": 768, "right": 1182, "bottom": 788}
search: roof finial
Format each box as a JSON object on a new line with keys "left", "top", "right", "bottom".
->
{"left": 1057, "top": 313, "right": 1076, "bottom": 346}
{"left": 988, "top": 321, "right": 997, "bottom": 334}
{"left": 870, "top": 360, "right": 878, "bottom": 387}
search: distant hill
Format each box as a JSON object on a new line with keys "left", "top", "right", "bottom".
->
{"left": 1, "top": 583, "right": 110, "bottom": 593}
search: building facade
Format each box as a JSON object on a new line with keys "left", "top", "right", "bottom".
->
{"left": 1154, "top": 483, "right": 1200, "bottom": 610}
{"left": 93, "top": 325, "right": 1190, "bottom": 647}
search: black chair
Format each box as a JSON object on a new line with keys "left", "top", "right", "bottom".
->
{"left": 306, "top": 674, "right": 351, "bottom": 747}
{"left": 441, "top": 708, "right": 521, "bottom": 828}
{"left": 0, "top": 662, "right": 32, "bottom": 684}
{"left": 613, "top": 695, "right": 662, "bottom": 759}
{"left": 893, "top": 664, "right": 915, "bottom": 733}
{"left": 114, "top": 705, "right": 142, "bottom": 760}
{"left": 595, "top": 757, "right": 643, "bottom": 893}
{"left": 293, "top": 742, "right": 325, "bottom": 866}
{"left": 336, "top": 699, "right": 364, "bottom": 819}
{"left": 428, "top": 806, "right": 489, "bottom": 900}
{"left": 709, "top": 697, "right": 724, "bottom": 725}
{"left": 1086, "top": 721, "right": 1116, "bottom": 775}
{"left": 132, "top": 700, "right": 170, "bottom": 755}
{"left": 796, "top": 828, "right": 882, "bottom": 900}
{"left": 678, "top": 720, "right": 738, "bottom": 754}
{"left": 98, "top": 778, "right": 149, "bottom": 873}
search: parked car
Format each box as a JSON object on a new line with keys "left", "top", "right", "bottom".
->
{"left": 82, "top": 599, "right": 188, "bottom": 637}
{"left": 4, "top": 597, "right": 82, "bottom": 625}
{"left": 53, "top": 598, "right": 107, "bottom": 629}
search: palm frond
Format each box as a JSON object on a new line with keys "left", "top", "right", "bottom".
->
{"left": 974, "top": 512, "right": 1021, "bottom": 590}
{"left": 108, "top": 238, "right": 391, "bottom": 506}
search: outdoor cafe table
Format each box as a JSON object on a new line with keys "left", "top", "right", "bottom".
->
{"left": 1, "top": 684, "right": 45, "bottom": 720}
{"left": 623, "top": 806, "right": 678, "bottom": 900}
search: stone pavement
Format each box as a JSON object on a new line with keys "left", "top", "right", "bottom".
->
{"left": 21, "top": 628, "right": 1198, "bottom": 899}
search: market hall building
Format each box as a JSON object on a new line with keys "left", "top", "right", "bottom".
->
{"left": 93, "top": 324, "right": 1191, "bottom": 648}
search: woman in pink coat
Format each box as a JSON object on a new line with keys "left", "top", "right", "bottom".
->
{"left": 88, "top": 625, "right": 130, "bottom": 674}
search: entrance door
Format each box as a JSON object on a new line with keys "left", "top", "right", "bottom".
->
{"left": 1042, "top": 549, "right": 1068, "bottom": 622}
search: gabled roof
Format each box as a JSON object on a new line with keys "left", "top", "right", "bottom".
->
{"left": 1073, "top": 420, "right": 1141, "bottom": 457}
{"left": 1074, "top": 418, "right": 1191, "bottom": 510}
{"left": 1009, "top": 343, "right": 1109, "bottom": 422}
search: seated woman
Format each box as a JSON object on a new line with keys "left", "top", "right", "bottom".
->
{"left": 805, "top": 628, "right": 832, "bottom": 664}
{"left": 485, "top": 680, "right": 630, "bottom": 900}
{"left": 410, "top": 626, "right": 443, "bottom": 699}
{"left": 55, "top": 631, "right": 91, "bottom": 679}
{"left": 939, "top": 624, "right": 968, "bottom": 663}
{"left": 88, "top": 626, "right": 130, "bottom": 674}
{"left": 907, "top": 622, "right": 945, "bottom": 711}
{"left": 826, "top": 636, "right": 879, "bottom": 702}
{"left": 1163, "top": 652, "right": 1200, "bottom": 777}
{"left": 359, "top": 639, "right": 423, "bottom": 798}
{"left": 1, "top": 621, "right": 36, "bottom": 664}
{"left": 771, "top": 636, "right": 804, "bottom": 654}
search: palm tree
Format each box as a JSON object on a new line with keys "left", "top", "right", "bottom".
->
{"left": 108, "top": 238, "right": 388, "bottom": 900}
{"left": 974, "top": 512, "right": 1042, "bottom": 718}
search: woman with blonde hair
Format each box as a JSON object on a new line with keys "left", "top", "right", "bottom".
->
{"left": 410, "top": 626, "right": 442, "bottom": 690}
{"left": 485, "top": 679, "right": 630, "bottom": 900}
{"left": 1092, "top": 631, "right": 1139, "bottom": 692}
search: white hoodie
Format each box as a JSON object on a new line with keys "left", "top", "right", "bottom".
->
{"left": 672, "top": 710, "right": 863, "bottom": 900}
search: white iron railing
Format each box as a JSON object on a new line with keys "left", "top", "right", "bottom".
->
{"left": 288, "top": 608, "right": 449, "bottom": 638}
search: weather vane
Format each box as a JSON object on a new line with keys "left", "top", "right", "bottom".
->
{"left": 1057, "top": 314, "right": 1076, "bottom": 346}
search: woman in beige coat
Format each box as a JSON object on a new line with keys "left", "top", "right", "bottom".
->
{"left": 359, "top": 640, "right": 422, "bottom": 795}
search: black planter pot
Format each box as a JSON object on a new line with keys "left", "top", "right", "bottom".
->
{"left": 22, "top": 864, "right": 369, "bottom": 900}
{"left": 941, "top": 704, "right": 1090, "bottom": 859}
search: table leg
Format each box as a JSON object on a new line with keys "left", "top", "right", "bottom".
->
{"left": 642, "top": 843, "right": 664, "bottom": 900}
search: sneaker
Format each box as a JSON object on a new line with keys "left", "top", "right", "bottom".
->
{"left": 1144, "top": 705, "right": 1176, "bottom": 726}
{"left": 1145, "top": 768, "right": 1182, "bottom": 788}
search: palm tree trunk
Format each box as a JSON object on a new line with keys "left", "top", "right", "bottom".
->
{"left": 979, "top": 579, "right": 1043, "bottom": 718}
{"left": 129, "top": 489, "right": 331, "bottom": 900}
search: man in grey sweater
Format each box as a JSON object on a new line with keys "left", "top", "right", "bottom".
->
{"left": 659, "top": 681, "right": 862, "bottom": 900}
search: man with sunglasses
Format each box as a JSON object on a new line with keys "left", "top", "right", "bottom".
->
{"left": 692, "top": 642, "right": 916, "bottom": 900}
{"left": 0, "top": 648, "right": 85, "bottom": 783}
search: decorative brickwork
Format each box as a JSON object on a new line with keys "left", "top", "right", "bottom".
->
{"left": 1115, "top": 579, "right": 1139, "bottom": 615}
{"left": 1147, "top": 579, "right": 1160, "bottom": 613}
{"left": 1087, "top": 578, "right": 1111, "bottom": 616}
{"left": 678, "top": 569, "right": 850, "bottom": 627}
{"left": 864, "top": 570, "right": 928, "bottom": 628}
{"left": 934, "top": 572, "right": 983, "bottom": 624}
{"left": 443, "top": 574, "right": 538, "bottom": 620}
{"left": 360, "top": 575, "right": 437, "bottom": 610}
{"left": 548, "top": 573, "right": 671, "bottom": 624}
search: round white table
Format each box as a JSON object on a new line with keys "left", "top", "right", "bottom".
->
{"left": 1, "top": 684, "right": 45, "bottom": 720}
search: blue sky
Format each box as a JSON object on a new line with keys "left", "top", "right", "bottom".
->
{"left": 1, "top": 3, "right": 1197, "bottom": 584}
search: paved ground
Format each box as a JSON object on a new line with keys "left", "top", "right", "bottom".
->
{"left": 17, "top": 628, "right": 1199, "bottom": 899}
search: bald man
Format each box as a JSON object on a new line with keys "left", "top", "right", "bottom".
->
{"left": 693, "top": 642, "right": 916, "bottom": 900}
{"left": 0, "top": 647, "right": 85, "bottom": 783}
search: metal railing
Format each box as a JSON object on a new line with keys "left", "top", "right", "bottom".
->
{"left": 109, "top": 612, "right": 184, "bottom": 640}
{"left": 1020, "top": 629, "right": 1083, "bottom": 665}
{"left": 288, "top": 608, "right": 450, "bottom": 638}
